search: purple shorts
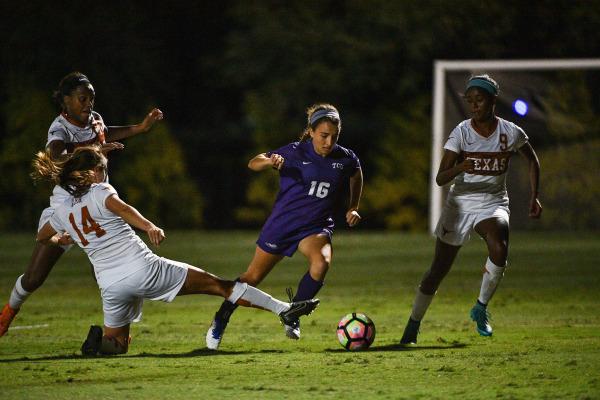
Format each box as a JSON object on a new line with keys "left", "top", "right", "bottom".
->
{"left": 256, "top": 227, "right": 333, "bottom": 257}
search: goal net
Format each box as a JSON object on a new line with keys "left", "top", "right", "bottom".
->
{"left": 430, "top": 59, "right": 600, "bottom": 233}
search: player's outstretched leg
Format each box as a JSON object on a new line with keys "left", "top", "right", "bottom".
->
{"left": 470, "top": 301, "right": 493, "bottom": 336}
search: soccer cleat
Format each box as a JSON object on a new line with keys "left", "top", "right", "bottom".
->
{"left": 279, "top": 299, "right": 320, "bottom": 327}
{"left": 0, "top": 303, "right": 19, "bottom": 337}
{"left": 284, "top": 319, "right": 301, "bottom": 340}
{"left": 81, "top": 325, "right": 103, "bottom": 356}
{"left": 400, "top": 317, "right": 421, "bottom": 345}
{"left": 470, "top": 303, "right": 493, "bottom": 336}
{"left": 205, "top": 312, "right": 231, "bottom": 350}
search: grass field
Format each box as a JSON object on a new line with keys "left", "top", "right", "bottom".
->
{"left": 0, "top": 231, "right": 599, "bottom": 399}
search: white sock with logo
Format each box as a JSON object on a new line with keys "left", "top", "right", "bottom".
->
{"left": 409, "top": 288, "right": 435, "bottom": 322}
{"left": 228, "top": 282, "right": 290, "bottom": 315}
{"left": 9, "top": 275, "right": 31, "bottom": 309}
{"left": 477, "top": 258, "right": 506, "bottom": 305}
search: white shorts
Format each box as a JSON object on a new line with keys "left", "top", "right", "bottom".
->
{"left": 435, "top": 203, "right": 510, "bottom": 246}
{"left": 101, "top": 257, "right": 191, "bottom": 328}
{"left": 39, "top": 207, "right": 73, "bottom": 251}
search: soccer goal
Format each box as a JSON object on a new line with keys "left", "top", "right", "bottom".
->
{"left": 429, "top": 58, "right": 600, "bottom": 234}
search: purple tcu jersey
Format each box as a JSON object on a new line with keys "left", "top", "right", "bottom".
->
{"left": 257, "top": 140, "right": 360, "bottom": 256}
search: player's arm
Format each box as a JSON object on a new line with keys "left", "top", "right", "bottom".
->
{"left": 435, "top": 150, "right": 475, "bottom": 186}
{"left": 105, "top": 194, "right": 165, "bottom": 245}
{"left": 346, "top": 167, "right": 363, "bottom": 227}
{"left": 36, "top": 222, "right": 73, "bottom": 246}
{"left": 518, "top": 142, "right": 542, "bottom": 218}
{"left": 248, "top": 153, "right": 284, "bottom": 171}
{"left": 47, "top": 140, "right": 68, "bottom": 160}
{"left": 104, "top": 108, "right": 163, "bottom": 142}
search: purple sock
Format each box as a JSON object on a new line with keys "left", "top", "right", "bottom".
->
{"left": 293, "top": 272, "right": 324, "bottom": 301}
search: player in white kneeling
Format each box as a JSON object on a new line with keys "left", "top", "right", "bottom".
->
{"left": 400, "top": 74, "right": 542, "bottom": 344}
{"left": 33, "top": 146, "right": 319, "bottom": 355}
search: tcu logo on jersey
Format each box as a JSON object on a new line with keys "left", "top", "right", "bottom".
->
{"left": 331, "top": 162, "right": 344, "bottom": 170}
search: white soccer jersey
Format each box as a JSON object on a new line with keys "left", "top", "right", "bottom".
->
{"left": 444, "top": 117, "right": 528, "bottom": 210}
{"left": 48, "top": 183, "right": 158, "bottom": 289}
{"left": 46, "top": 111, "right": 107, "bottom": 209}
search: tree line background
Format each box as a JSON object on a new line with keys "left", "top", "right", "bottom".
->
{"left": 1, "top": 1, "right": 599, "bottom": 232}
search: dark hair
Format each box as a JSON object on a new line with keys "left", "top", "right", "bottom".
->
{"left": 32, "top": 146, "right": 107, "bottom": 198}
{"left": 52, "top": 72, "right": 94, "bottom": 111}
{"left": 299, "top": 103, "right": 341, "bottom": 142}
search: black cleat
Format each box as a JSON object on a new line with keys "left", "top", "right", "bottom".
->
{"left": 279, "top": 299, "right": 319, "bottom": 326}
{"left": 81, "top": 325, "right": 103, "bottom": 356}
{"left": 400, "top": 318, "right": 420, "bottom": 345}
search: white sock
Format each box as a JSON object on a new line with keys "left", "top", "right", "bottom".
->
{"left": 227, "top": 282, "right": 248, "bottom": 304}
{"left": 8, "top": 275, "right": 30, "bottom": 309}
{"left": 410, "top": 288, "right": 435, "bottom": 322}
{"left": 231, "top": 283, "right": 290, "bottom": 315}
{"left": 477, "top": 258, "right": 506, "bottom": 305}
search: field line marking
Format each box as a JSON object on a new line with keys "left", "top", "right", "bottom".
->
{"left": 10, "top": 324, "right": 49, "bottom": 331}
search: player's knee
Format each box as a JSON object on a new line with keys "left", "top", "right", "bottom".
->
{"left": 238, "top": 272, "right": 261, "bottom": 286}
{"left": 488, "top": 240, "right": 508, "bottom": 264}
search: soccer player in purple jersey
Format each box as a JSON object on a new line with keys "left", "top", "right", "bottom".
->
{"left": 206, "top": 104, "right": 363, "bottom": 350}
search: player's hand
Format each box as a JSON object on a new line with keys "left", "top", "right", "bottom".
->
{"left": 140, "top": 108, "right": 164, "bottom": 132}
{"left": 56, "top": 232, "right": 74, "bottom": 246}
{"left": 270, "top": 153, "right": 285, "bottom": 170}
{"left": 92, "top": 118, "right": 107, "bottom": 136}
{"left": 346, "top": 209, "right": 361, "bottom": 227}
{"left": 529, "top": 197, "right": 542, "bottom": 219}
{"left": 146, "top": 225, "right": 165, "bottom": 246}
{"left": 101, "top": 142, "right": 125, "bottom": 154}
{"left": 458, "top": 158, "right": 475, "bottom": 173}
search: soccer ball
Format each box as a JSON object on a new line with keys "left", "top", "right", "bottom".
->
{"left": 336, "top": 312, "right": 375, "bottom": 351}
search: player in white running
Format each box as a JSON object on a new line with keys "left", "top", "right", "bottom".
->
{"left": 0, "top": 72, "right": 164, "bottom": 337}
{"left": 32, "top": 146, "right": 319, "bottom": 355}
{"left": 400, "top": 74, "right": 542, "bottom": 344}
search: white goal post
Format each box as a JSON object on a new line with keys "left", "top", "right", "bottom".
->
{"left": 429, "top": 58, "right": 600, "bottom": 234}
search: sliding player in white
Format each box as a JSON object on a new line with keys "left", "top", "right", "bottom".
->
{"left": 33, "top": 146, "right": 318, "bottom": 355}
{"left": 0, "top": 72, "right": 163, "bottom": 336}
{"left": 401, "top": 74, "right": 542, "bottom": 343}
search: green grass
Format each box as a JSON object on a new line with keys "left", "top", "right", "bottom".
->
{"left": 1, "top": 231, "right": 599, "bottom": 399}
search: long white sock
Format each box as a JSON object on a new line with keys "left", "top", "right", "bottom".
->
{"left": 229, "top": 282, "right": 290, "bottom": 315}
{"left": 410, "top": 288, "right": 435, "bottom": 322}
{"left": 8, "top": 275, "right": 30, "bottom": 309}
{"left": 477, "top": 258, "right": 506, "bottom": 305}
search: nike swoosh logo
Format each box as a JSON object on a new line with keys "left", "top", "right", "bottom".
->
{"left": 302, "top": 161, "right": 312, "bottom": 165}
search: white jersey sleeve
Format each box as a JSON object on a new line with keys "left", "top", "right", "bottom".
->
{"left": 52, "top": 183, "right": 158, "bottom": 289}
{"left": 511, "top": 122, "right": 528, "bottom": 151}
{"left": 89, "top": 182, "right": 118, "bottom": 211}
{"left": 444, "top": 125, "right": 464, "bottom": 154}
{"left": 48, "top": 210, "right": 66, "bottom": 234}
